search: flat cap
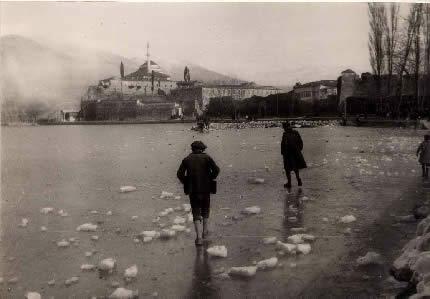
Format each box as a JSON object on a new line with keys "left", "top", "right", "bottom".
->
{"left": 191, "top": 141, "right": 207, "bottom": 150}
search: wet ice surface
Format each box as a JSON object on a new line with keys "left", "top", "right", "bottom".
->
{"left": 0, "top": 124, "right": 427, "bottom": 298}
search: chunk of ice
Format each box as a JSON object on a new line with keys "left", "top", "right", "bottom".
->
{"left": 76, "top": 223, "right": 98, "bottom": 232}
{"left": 173, "top": 216, "right": 186, "bottom": 224}
{"left": 207, "top": 245, "right": 228, "bottom": 258}
{"left": 120, "top": 186, "right": 137, "bottom": 193}
{"left": 40, "top": 226, "right": 47, "bottom": 232}
{"left": 40, "top": 207, "right": 54, "bottom": 214}
{"left": 19, "top": 218, "right": 29, "bottom": 227}
{"left": 256, "top": 257, "right": 278, "bottom": 270}
{"left": 229, "top": 266, "right": 257, "bottom": 278}
{"left": 287, "top": 234, "right": 316, "bottom": 244}
{"left": 357, "top": 251, "right": 383, "bottom": 265}
{"left": 57, "top": 239, "right": 70, "bottom": 248}
{"left": 183, "top": 204, "right": 191, "bottom": 212}
{"left": 58, "top": 209, "right": 69, "bottom": 217}
{"left": 141, "top": 231, "right": 158, "bottom": 238}
{"left": 242, "top": 206, "right": 261, "bottom": 215}
{"left": 124, "top": 265, "right": 138, "bottom": 281}
{"left": 171, "top": 225, "right": 186, "bottom": 232}
{"left": 297, "top": 243, "right": 312, "bottom": 255}
{"left": 109, "top": 287, "right": 138, "bottom": 299}
{"left": 276, "top": 241, "right": 297, "bottom": 254}
{"left": 131, "top": 216, "right": 138, "bottom": 220}
{"left": 107, "top": 211, "right": 113, "bottom": 216}
{"left": 160, "top": 191, "right": 174, "bottom": 199}
{"left": 65, "top": 276, "right": 79, "bottom": 286}
{"left": 339, "top": 215, "right": 357, "bottom": 224}
{"left": 26, "top": 292, "right": 41, "bottom": 299}
{"left": 98, "top": 258, "right": 116, "bottom": 273}
{"left": 263, "top": 237, "right": 277, "bottom": 244}
{"left": 81, "top": 264, "right": 96, "bottom": 271}
{"left": 143, "top": 236, "right": 153, "bottom": 243}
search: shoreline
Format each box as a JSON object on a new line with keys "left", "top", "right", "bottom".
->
{"left": 1, "top": 117, "right": 428, "bottom": 129}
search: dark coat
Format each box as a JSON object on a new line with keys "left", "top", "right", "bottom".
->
{"left": 281, "top": 129, "right": 307, "bottom": 170}
{"left": 177, "top": 152, "right": 220, "bottom": 194}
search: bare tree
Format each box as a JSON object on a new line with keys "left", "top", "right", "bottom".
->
{"left": 423, "top": 4, "right": 430, "bottom": 113}
{"left": 368, "top": 3, "right": 387, "bottom": 113}
{"left": 395, "top": 4, "right": 423, "bottom": 117}
{"left": 384, "top": 3, "right": 400, "bottom": 106}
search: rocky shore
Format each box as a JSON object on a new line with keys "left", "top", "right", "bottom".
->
{"left": 391, "top": 200, "right": 430, "bottom": 298}
{"left": 207, "top": 120, "right": 340, "bottom": 130}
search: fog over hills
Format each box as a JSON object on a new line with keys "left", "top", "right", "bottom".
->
{"left": 0, "top": 35, "right": 244, "bottom": 109}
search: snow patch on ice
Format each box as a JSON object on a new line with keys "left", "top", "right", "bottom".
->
{"left": 207, "top": 246, "right": 228, "bottom": 258}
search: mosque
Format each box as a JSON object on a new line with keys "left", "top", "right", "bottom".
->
{"left": 80, "top": 43, "right": 281, "bottom": 121}
{"left": 81, "top": 43, "right": 181, "bottom": 121}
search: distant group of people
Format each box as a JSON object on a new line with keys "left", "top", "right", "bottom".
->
{"left": 417, "top": 135, "right": 430, "bottom": 178}
{"left": 176, "top": 121, "right": 307, "bottom": 246}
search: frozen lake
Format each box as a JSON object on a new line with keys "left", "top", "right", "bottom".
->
{"left": 1, "top": 124, "right": 427, "bottom": 298}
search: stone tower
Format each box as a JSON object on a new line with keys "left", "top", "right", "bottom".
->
{"left": 339, "top": 69, "right": 357, "bottom": 113}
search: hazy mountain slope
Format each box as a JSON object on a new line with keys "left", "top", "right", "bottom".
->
{"left": 0, "top": 35, "right": 244, "bottom": 109}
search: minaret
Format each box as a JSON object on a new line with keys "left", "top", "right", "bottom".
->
{"left": 146, "top": 42, "right": 151, "bottom": 74}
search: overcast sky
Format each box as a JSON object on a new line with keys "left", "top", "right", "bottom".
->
{"left": 1, "top": 2, "right": 372, "bottom": 85}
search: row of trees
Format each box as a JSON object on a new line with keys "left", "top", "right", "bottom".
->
{"left": 368, "top": 3, "right": 430, "bottom": 115}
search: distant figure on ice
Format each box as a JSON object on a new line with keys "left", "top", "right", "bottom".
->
{"left": 281, "top": 122, "right": 307, "bottom": 189}
{"left": 417, "top": 134, "right": 430, "bottom": 178}
{"left": 177, "top": 141, "right": 220, "bottom": 246}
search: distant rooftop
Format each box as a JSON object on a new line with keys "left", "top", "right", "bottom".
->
{"left": 294, "top": 80, "right": 337, "bottom": 89}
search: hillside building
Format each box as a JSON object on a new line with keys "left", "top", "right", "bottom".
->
{"left": 171, "top": 82, "right": 281, "bottom": 114}
{"left": 293, "top": 80, "right": 338, "bottom": 102}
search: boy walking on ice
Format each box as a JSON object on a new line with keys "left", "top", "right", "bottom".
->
{"left": 177, "top": 141, "right": 220, "bottom": 246}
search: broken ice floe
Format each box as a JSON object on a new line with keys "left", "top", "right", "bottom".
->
{"left": 356, "top": 251, "right": 383, "bottom": 266}
{"left": 25, "top": 292, "right": 41, "bottom": 299}
{"left": 65, "top": 276, "right": 79, "bottom": 286}
{"left": 107, "top": 211, "right": 113, "bottom": 216}
{"left": 40, "top": 207, "right": 54, "bottom": 214}
{"left": 47, "top": 279, "right": 55, "bottom": 286}
{"left": 160, "top": 191, "right": 174, "bottom": 199}
{"left": 76, "top": 223, "right": 98, "bottom": 232}
{"left": 339, "top": 215, "right": 357, "bottom": 224}
{"left": 19, "top": 218, "right": 29, "bottom": 227}
{"left": 276, "top": 241, "right": 297, "bottom": 254}
{"left": 256, "top": 257, "right": 278, "bottom": 270}
{"left": 287, "top": 234, "right": 315, "bottom": 244}
{"left": 58, "top": 209, "right": 69, "bottom": 217}
{"left": 40, "top": 226, "right": 47, "bottom": 232}
{"left": 242, "top": 206, "right": 261, "bottom": 215}
{"left": 124, "top": 265, "right": 138, "bottom": 282}
{"left": 159, "top": 208, "right": 174, "bottom": 217}
{"left": 120, "top": 186, "right": 137, "bottom": 193}
{"left": 183, "top": 204, "right": 191, "bottom": 212}
{"left": 81, "top": 264, "right": 96, "bottom": 271}
{"left": 297, "top": 243, "right": 312, "bottom": 255}
{"left": 131, "top": 216, "right": 138, "bottom": 220}
{"left": 109, "top": 287, "right": 138, "bottom": 299}
{"left": 98, "top": 258, "right": 116, "bottom": 274}
{"left": 171, "top": 225, "right": 186, "bottom": 232}
{"left": 140, "top": 231, "right": 159, "bottom": 239}
{"left": 57, "top": 239, "right": 70, "bottom": 248}
{"left": 262, "top": 237, "right": 277, "bottom": 245}
{"left": 207, "top": 246, "right": 228, "bottom": 258}
{"left": 173, "top": 216, "right": 186, "bottom": 224}
{"left": 229, "top": 266, "right": 257, "bottom": 278}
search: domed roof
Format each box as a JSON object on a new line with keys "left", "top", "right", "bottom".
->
{"left": 124, "top": 60, "right": 170, "bottom": 81}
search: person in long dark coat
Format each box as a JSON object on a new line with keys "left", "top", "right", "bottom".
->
{"left": 177, "top": 141, "right": 220, "bottom": 246}
{"left": 281, "top": 122, "right": 307, "bottom": 189}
